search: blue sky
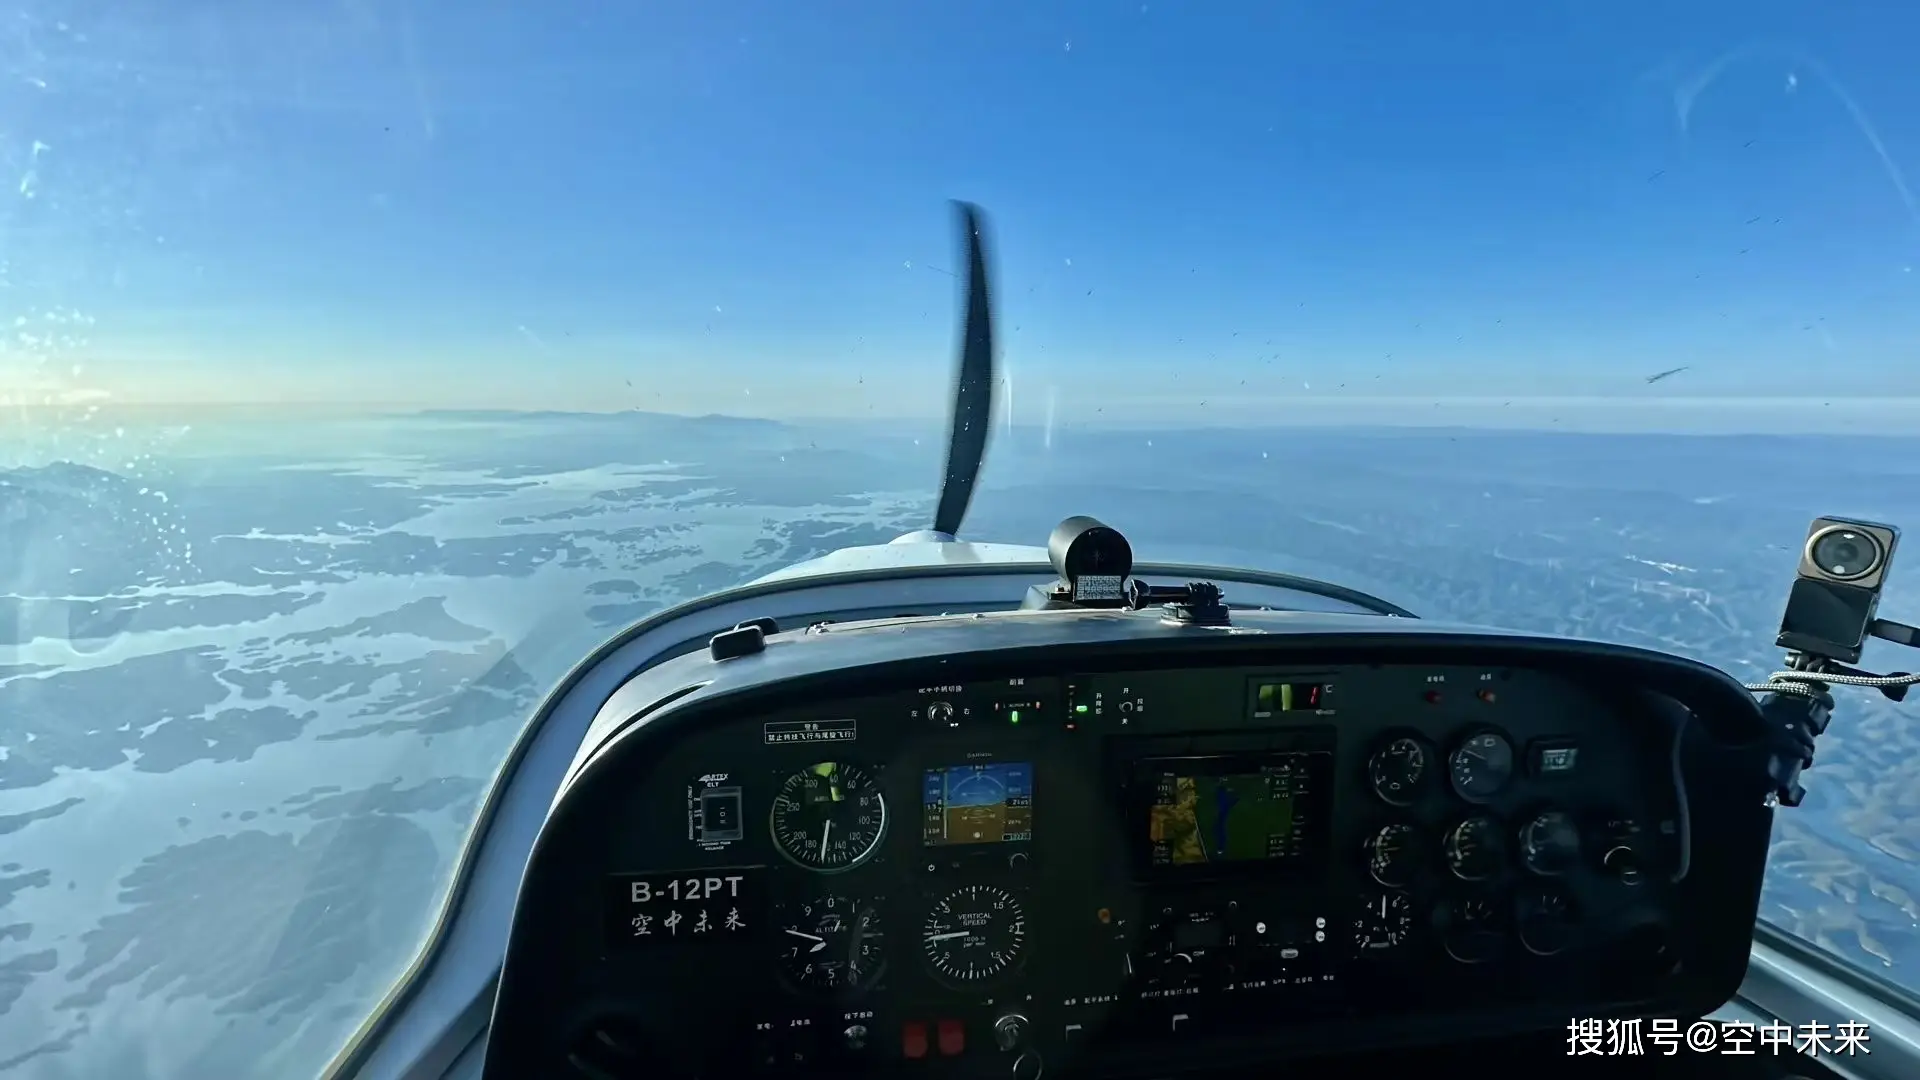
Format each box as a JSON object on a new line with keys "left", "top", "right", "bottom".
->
{"left": 9, "top": 1, "right": 1919, "bottom": 424}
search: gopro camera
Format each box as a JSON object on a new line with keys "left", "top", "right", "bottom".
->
{"left": 1776, "top": 516, "right": 1901, "bottom": 664}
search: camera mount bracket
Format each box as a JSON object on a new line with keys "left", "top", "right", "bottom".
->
{"left": 1748, "top": 516, "right": 1917, "bottom": 807}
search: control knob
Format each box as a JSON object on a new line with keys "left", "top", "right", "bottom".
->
{"left": 927, "top": 700, "right": 956, "bottom": 726}
{"left": 1155, "top": 948, "right": 1197, "bottom": 988}
{"left": 1602, "top": 844, "right": 1643, "bottom": 884}
{"left": 993, "top": 1013, "right": 1030, "bottom": 1052}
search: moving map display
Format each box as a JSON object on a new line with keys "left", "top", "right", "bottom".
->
{"left": 921, "top": 762, "right": 1034, "bottom": 846}
{"left": 1145, "top": 755, "right": 1313, "bottom": 867}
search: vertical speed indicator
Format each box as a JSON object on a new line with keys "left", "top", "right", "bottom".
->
{"left": 769, "top": 762, "right": 889, "bottom": 872}
{"left": 922, "top": 883, "right": 1027, "bottom": 984}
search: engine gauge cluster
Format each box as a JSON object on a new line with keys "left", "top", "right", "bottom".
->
{"left": 1357, "top": 719, "right": 1646, "bottom": 974}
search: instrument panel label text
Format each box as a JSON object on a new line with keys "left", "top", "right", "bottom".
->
{"left": 604, "top": 866, "right": 769, "bottom": 949}
{"left": 763, "top": 719, "right": 858, "bottom": 745}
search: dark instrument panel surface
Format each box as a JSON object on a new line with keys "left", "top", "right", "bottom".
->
{"left": 488, "top": 626, "right": 1769, "bottom": 1080}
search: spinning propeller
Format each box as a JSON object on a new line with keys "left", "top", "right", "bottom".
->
{"left": 897, "top": 201, "right": 999, "bottom": 544}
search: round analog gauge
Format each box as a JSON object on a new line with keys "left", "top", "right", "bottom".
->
{"left": 1519, "top": 810, "right": 1582, "bottom": 877}
{"left": 769, "top": 762, "right": 888, "bottom": 872}
{"left": 922, "top": 883, "right": 1027, "bottom": 984}
{"left": 1448, "top": 731, "right": 1515, "bottom": 801}
{"left": 1518, "top": 886, "right": 1578, "bottom": 957}
{"left": 1444, "top": 816, "right": 1507, "bottom": 881}
{"left": 1368, "top": 737, "right": 1430, "bottom": 806}
{"left": 1353, "top": 890, "right": 1414, "bottom": 953}
{"left": 1365, "top": 823, "right": 1420, "bottom": 888}
{"left": 776, "top": 894, "right": 886, "bottom": 993}
{"left": 1437, "top": 895, "right": 1505, "bottom": 964}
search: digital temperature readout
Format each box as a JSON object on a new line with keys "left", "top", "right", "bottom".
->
{"left": 1254, "top": 681, "right": 1327, "bottom": 715}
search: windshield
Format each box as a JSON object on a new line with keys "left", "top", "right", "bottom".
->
{"left": 3, "top": 3, "right": 1918, "bottom": 1076}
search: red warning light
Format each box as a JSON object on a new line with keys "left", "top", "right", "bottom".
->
{"left": 1423, "top": 690, "right": 1443, "bottom": 705}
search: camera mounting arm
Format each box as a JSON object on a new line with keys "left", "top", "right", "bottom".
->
{"left": 1747, "top": 620, "right": 1920, "bottom": 809}
{"left": 1746, "top": 516, "right": 1919, "bottom": 808}
{"left": 1748, "top": 659, "right": 1919, "bottom": 809}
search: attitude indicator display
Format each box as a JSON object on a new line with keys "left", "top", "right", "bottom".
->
{"left": 921, "top": 762, "right": 1034, "bottom": 846}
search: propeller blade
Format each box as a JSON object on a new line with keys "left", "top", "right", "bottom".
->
{"left": 932, "top": 200, "right": 997, "bottom": 538}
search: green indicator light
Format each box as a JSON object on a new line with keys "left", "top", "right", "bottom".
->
{"left": 1008, "top": 710, "right": 1021, "bottom": 725}
{"left": 1074, "top": 704, "right": 1090, "bottom": 714}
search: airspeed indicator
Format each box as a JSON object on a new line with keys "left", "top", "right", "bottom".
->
{"left": 770, "top": 762, "right": 888, "bottom": 872}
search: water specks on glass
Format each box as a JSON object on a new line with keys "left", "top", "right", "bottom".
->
{"left": 18, "top": 139, "right": 49, "bottom": 197}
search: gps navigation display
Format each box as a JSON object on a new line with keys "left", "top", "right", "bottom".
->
{"left": 1144, "top": 754, "right": 1319, "bottom": 868}
{"left": 921, "top": 762, "right": 1034, "bottom": 846}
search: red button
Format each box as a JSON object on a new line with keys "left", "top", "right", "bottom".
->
{"left": 902, "top": 1021, "right": 929, "bottom": 1060}
{"left": 937, "top": 1019, "right": 965, "bottom": 1056}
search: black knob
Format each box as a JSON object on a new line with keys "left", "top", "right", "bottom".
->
{"left": 1157, "top": 951, "right": 1195, "bottom": 988}
{"left": 1602, "top": 845, "right": 1643, "bottom": 884}
{"left": 994, "top": 1013, "right": 1030, "bottom": 1052}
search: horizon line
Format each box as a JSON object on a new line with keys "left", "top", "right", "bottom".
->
{"left": 8, "top": 397, "right": 1920, "bottom": 441}
{"left": 13, "top": 393, "right": 1920, "bottom": 413}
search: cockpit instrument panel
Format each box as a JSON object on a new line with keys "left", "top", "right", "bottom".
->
{"left": 488, "top": 626, "right": 1770, "bottom": 1080}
